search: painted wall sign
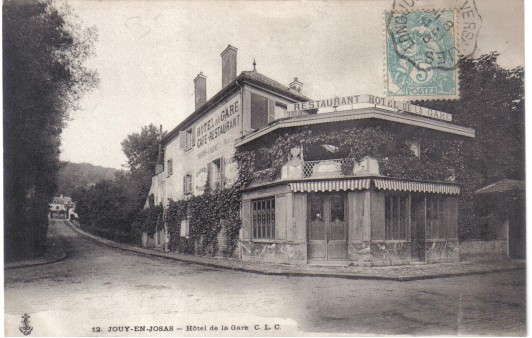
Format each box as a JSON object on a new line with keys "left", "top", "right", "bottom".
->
{"left": 196, "top": 99, "right": 240, "bottom": 149}
{"left": 286, "top": 94, "right": 452, "bottom": 121}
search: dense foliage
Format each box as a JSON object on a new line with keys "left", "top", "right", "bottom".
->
{"left": 414, "top": 53, "right": 524, "bottom": 239}
{"left": 73, "top": 125, "right": 162, "bottom": 244}
{"left": 4, "top": 0, "right": 97, "bottom": 260}
{"left": 121, "top": 124, "right": 165, "bottom": 211}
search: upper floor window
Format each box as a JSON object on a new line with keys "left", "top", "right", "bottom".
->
{"left": 183, "top": 173, "right": 193, "bottom": 195}
{"left": 167, "top": 159, "right": 173, "bottom": 177}
{"left": 274, "top": 103, "right": 287, "bottom": 120}
{"left": 251, "top": 93, "right": 269, "bottom": 130}
{"left": 186, "top": 128, "right": 195, "bottom": 150}
{"left": 405, "top": 140, "right": 421, "bottom": 158}
{"left": 210, "top": 158, "right": 225, "bottom": 189}
{"left": 180, "top": 127, "right": 195, "bottom": 151}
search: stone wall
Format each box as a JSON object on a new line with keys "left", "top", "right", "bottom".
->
{"left": 370, "top": 241, "right": 411, "bottom": 266}
{"left": 459, "top": 239, "right": 508, "bottom": 261}
{"left": 241, "top": 242, "right": 307, "bottom": 264}
{"left": 425, "top": 240, "right": 460, "bottom": 263}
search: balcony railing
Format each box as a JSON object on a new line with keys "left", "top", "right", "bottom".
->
{"left": 250, "top": 158, "right": 353, "bottom": 186}
{"left": 303, "top": 158, "right": 351, "bottom": 178}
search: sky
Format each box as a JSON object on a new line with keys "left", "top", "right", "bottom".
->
{"left": 60, "top": 0, "right": 524, "bottom": 170}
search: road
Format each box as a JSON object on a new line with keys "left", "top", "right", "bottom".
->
{"left": 5, "top": 220, "right": 526, "bottom": 336}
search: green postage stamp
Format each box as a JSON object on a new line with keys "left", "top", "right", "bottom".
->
{"left": 385, "top": 10, "right": 459, "bottom": 100}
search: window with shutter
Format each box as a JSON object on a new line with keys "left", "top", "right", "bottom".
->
{"left": 250, "top": 93, "right": 269, "bottom": 130}
{"left": 179, "top": 131, "right": 186, "bottom": 149}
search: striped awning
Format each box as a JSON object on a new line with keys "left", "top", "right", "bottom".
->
{"left": 374, "top": 179, "right": 460, "bottom": 195}
{"left": 289, "top": 179, "right": 371, "bottom": 193}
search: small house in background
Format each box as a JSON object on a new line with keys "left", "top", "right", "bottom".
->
{"left": 472, "top": 179, "right": 526, "bottom": 260}
{"left": 49, "top": 195, "right": 75, "bottom": 219}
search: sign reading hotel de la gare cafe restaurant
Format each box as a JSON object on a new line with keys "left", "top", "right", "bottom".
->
{"left": 144, "top": 45, "right": 475, "bottom": 266}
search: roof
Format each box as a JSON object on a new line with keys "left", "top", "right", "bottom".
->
{"left": 52, "top": 196, "right": 73, "bottom": 204}
{"left": 475, "top": 179, "right": 525, "bottom": 194}
{"left": 235, "top": 107, "right": 476, "bottom": 147}
{"left": 163, "top": 70, "right": 310, "bottom": 145}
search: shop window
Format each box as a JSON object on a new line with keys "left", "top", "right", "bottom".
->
{"left": 252, "top": 197, "right": 275, "bottom": 240}
{"left": 385, "top": 194, "right": 408, "bottom": 240}
{"left": 183, "top": 173, "right": 193, "bottom": 195}
{"left": 426, "top": 196, "right": 445, "bottom": 239}
{"left": 250, "top": 93, "right": 269, "bottom": 129}
{"left": 209, "top": 158, "right": 225, "bottom": 189}
{"left": 167, "top": 159, "right": 173, "bottom": 177}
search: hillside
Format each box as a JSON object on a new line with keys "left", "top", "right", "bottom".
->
{"left": 57, "top": 162, "right": 120, "bottom": 197}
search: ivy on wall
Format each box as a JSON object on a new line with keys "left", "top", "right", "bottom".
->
{"left": 158, "top": 178, "right": 242, "bottom": 258}
{"left": 235, "top": 123, "right": 464, "bottom": 185}
{"left": 136, "top": 204, "right": 163, "bottom": 237}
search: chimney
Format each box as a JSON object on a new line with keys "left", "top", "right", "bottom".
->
{"left": 155, "top": 124, "right": 164, "bottom": 175}
{"left": 194, "top": 72, "right": 207, "bottom": 110}
{"left": 221, "top": 45, "right": 238, "bottom": 88}
{"left": 289, "top": 77, "right": 303, "bottom": 94}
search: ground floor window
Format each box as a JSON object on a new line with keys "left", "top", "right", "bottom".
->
{"left": 426, "top": 195, "right": 445, "bottom": 239}
{"left": 252, "top": 197, "right": 275, "bottom": 240}
{"left": 385, "top": 194, "right": 408, "bottom": 240}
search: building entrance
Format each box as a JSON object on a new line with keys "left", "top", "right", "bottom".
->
{"left": 411, "top": 195, "right": 426, "bottom": 262}
{"left": 308, "top": 193, "right": 348, "bottom": 261}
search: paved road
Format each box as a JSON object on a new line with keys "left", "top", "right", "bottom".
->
{"left": 5, "top": 220, "right": 526, "bottom": 336}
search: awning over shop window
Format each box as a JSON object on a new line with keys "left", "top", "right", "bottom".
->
{"left": 289, "top": 179, "right": 371, "bottom": 193}
{"left": 374, "top": 179, "right": 460, "bottom": 195}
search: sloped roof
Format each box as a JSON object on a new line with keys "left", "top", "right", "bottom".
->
{"left": 475, "top": 179, "right": 525, "bottom": 194}
{"left": 163, "top": 70, "right": 310, "bottom": 144}
{"left": 52, "top": 196, "right": 73, "bottom": 204}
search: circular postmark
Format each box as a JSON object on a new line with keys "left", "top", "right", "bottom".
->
{"left": 386, "top": 0, "right": 482, "bottom": 71}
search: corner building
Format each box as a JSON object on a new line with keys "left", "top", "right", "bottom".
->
{"left": 146, "top": 45, "right": 476, "bottom": 266}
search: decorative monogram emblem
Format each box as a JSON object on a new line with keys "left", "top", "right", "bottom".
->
{"left": 19, "top": 313, "right": 33, "bottom": 336}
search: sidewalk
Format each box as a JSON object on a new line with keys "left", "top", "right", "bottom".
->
{"left": 5, "top": 220, "right": 68, "bottom": 270}
{"left": 66, "top": 221, "right": 525, "bottom": 281}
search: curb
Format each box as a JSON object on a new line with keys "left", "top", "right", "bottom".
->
{"left": 65, "top": 221, "right": 525, "bottom": 282}
{"left": 5, "top": 244, "right": 68, "bottom": 270}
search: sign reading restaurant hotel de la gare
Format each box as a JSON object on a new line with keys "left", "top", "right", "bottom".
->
{"left": 287, "top": 94, "right": 453, "bottom": 121}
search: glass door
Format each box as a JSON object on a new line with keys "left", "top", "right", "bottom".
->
{"left": 308, "top": 193, "right": 347, "bottom": 260}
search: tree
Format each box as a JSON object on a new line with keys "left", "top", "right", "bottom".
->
{"left": 3, "top": 0, "right": 98, "bottom": 260}
{"left": 121, "top": 124, "right": 165, "bottom": 210}
{"left": 413, "top": 53, "right": 524, "bottom": 239}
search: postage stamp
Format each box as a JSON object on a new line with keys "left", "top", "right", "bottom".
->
{"left": 385, "top": 10, "right": 460, "bottom": 100}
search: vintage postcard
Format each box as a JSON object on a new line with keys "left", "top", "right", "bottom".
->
{"left": 4, "top": 0, "right": 525, "bottom": 336}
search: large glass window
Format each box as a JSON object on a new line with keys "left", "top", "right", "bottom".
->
{"left": 252, "top": 197, "right": 275, "bottom": 240}
{"left": 426, "top": 196, "right": 445, "bottom": 239}
{"left": 385, "top": 194, "right": 408, "bottom": 240}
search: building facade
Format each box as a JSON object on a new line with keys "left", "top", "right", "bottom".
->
{"left": 145, "top": 45, "right": 476, "bottom": 266}
{"left": 144, "top": 45, "right": 309, "bottom": 250}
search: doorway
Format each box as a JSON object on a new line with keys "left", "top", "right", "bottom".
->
{"left": 308, "top": 193, "right": 348, "bottom": 260}
{"left": 410, "top": 194, "right": 426, "bottom": 262}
